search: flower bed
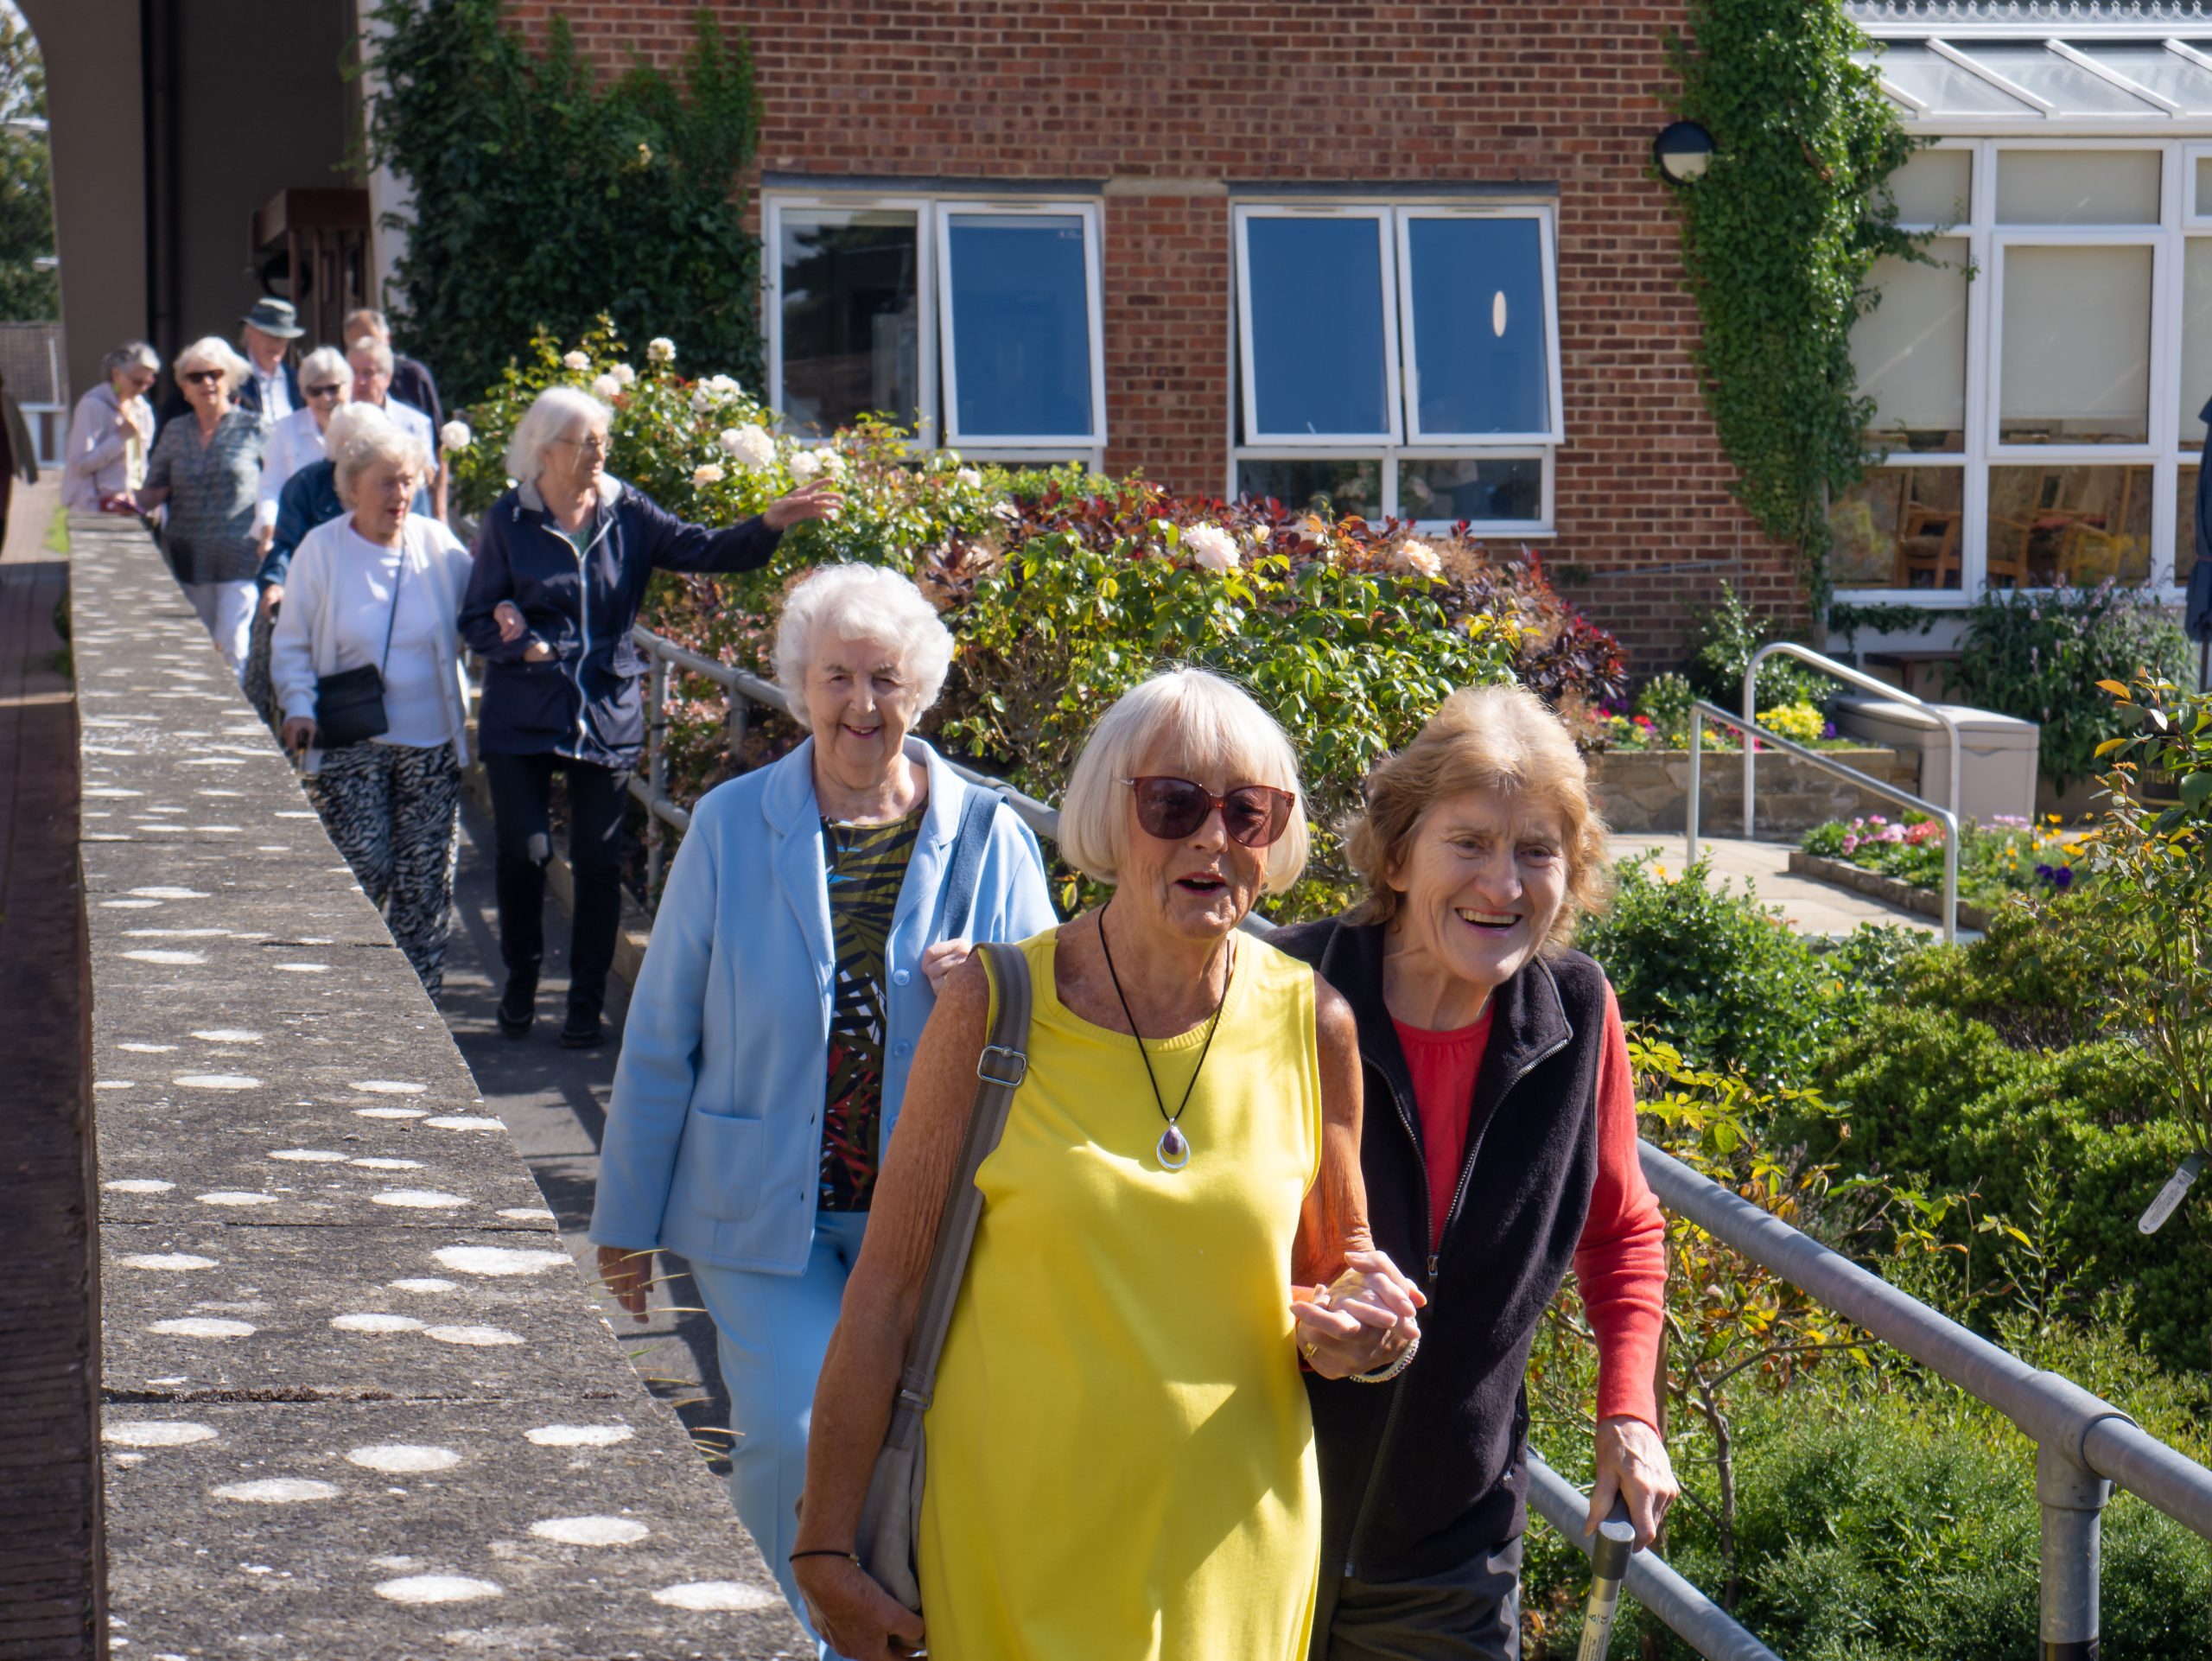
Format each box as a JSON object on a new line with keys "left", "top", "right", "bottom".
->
{"left": 1796, "top": 812, "right": 2091, "bottom": 913}
{"left": 448, "top": 327, "right": 1632, "bottom": 919}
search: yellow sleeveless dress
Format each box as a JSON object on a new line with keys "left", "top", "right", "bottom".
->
{"left": 917, "top": 925, "right": 1324, "bottom": 1660}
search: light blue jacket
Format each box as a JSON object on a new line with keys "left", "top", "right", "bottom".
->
{"left": 589, "top": 736, "right": 1058, "bottom": 1274}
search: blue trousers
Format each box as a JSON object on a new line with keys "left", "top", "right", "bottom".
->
{"left": 689, "top": 1211, "right": 869, "bottom": 1658}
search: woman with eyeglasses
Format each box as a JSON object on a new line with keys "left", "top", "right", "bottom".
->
{"left": 795, "top": 667, "right": 1424, "bottom": 1661}
{"left": 130, "top": 336, "right": 270, "bottom": 679}
{"left": 458, "top": 385, "right": 841, "bottom": 1050}
{"left": 242, "top": 346, "right": 353, "bottom": 722}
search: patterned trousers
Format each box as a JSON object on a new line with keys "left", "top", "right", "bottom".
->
{"left": 309, "top": 741, "right": 462, "bottom": 997}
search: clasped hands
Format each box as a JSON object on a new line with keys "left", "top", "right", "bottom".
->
{"left": 1293, "top": 1250, "right": 1424, "bottom": 1379}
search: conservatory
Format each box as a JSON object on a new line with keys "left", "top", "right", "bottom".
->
{"left": 1838, "top": 8, "right": 2212, "bottom": 606}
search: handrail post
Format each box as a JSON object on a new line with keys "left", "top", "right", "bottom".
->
{"left": 1687, "top": 709, "right": 1702, "bottom": 866}
{"left": 645, "top": 652, "right": 670, "bottom": 900}
{"left": 1741, "top": 664, "right": 1758, "bottom": 841}
{"left": 1940, "top": 810, "right": 1960, "bottom": 945}
{"left": 2038, "top": 1440, "right": 2110, "bottom": 1661}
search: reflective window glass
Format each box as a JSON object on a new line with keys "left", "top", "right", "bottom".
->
{"left": 2201, "top": 156, "right": 2212, "bottom": 219}
{"left": 1862, "top": 43, "right": 2039, "bottom": 116}
{"left": 2179, "top": 464, "right": 2202, "bottom": 588}
{"left": 2073, "top": 43, "right": 2212, "bottom": 114}
{"left": 1829, "top": 467, "right": 1966, "bottom": 590}
{"left": 1855, "top": 239, "right": 1969, "bottom": 452}
{"left": 1996, "top": 150, "right": 2161, "bottom": 224}
{"left": 2183, "top": 241, "right": 2212, "bottom": 445}
{"left": 1404, "top": 217, "right": 1549, "bottom": 436}
{"left": 1964, "top": 42, "right": 2167, "bottom": 116}
{"left": 1887, "top": 149, "right": 1972, "bottom": 227}
{"left": 1234, "top": 458, "right": 1382, "bottom": 518}
{"left": 1987, "top": 464, "right": 2155, "bottom": 586}
{"left": 944, "top": 213, "right": 1096, "bottom": 440}
{"left": 778, "top": 210, "right": 920, "bottom": 435}
{"left": 1402, "top": 457, "right": 1542, "bottom": 523}
{"left": 1999, "top": 245, "right": 2152, "bottom": 445}
{"left": 1243, "top": 216, "right": 1392, "bottom": 439}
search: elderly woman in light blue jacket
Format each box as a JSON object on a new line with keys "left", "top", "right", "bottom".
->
{"left": 590, "top": 562, "right": 1056, "bottom": 1645}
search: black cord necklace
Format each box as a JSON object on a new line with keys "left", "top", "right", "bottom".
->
{"left": 1096, "top": 899, "right": 1235, "bottom": 1173}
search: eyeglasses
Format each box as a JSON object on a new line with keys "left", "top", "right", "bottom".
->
{"left": 551, "top": 434, "right": 613, "bottom": 457}
{"left": 304, "top": 382, "right": 345, "bottom": 399}
{"left": 180, "top": 369, "right": 225, "bottom": 386}
{"left": 1122, "top": 776, "right": 1296, "bottom": 849}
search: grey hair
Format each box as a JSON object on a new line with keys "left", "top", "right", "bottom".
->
{"left": 297, "top": 345, "right": 351, "bottom": 391}
{"left": 505, "top": 385, "right": 610, "bottom": 484}
{"left": 343, "top": 307, "right": 390, "bottom": 342}
{"left": 346, "top": 335, "right": 396, "bottom": 377}
{"left": 321, "top": 401, "right": 395, "bottom": 466}
{"left": 103, "top": 340, "right": 160, "bottom": 377}
{"left": 173, "top": 336, "right": 251, "bottom": 395}
{"left": 772, "top": 564, "right": 955, "bottom": 720}
{"left": 333, "top": 414, "right": 431, "bottom": 508}
{"left": 1058, "top": 667, "right": 1310, "bottom": 895}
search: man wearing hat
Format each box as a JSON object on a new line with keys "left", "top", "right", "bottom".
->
{"left": 236, "top": 298, "right": 304, "bottom": 423}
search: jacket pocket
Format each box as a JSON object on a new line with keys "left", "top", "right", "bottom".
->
{"left": 483, "top": 659, "right": 575, "bottom": 741}
{"left": 675, "top": 1109, "right": 766, "bottom": 1224}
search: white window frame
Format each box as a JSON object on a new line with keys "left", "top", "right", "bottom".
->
{"left": 1395, "top": 206, "right": 1565, "bottom": 446}
{"left": 1229, "top": 198, "right": 1562, "bottom": 536}
{"left": 1837, "top": 133, "right": 2202, "bottom": 603}
{"left": 761, "top": 190, "right": 1107, "bottom": 467}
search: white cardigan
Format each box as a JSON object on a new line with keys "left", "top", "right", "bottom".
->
{"left": 271, "top": 512, "right": 474, "bottom": 774}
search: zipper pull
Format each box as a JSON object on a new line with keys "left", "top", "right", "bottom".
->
{"left": 1426, "top": 1253, "right": 1440, "bottom": 1285}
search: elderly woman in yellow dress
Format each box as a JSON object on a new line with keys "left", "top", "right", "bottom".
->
{"left": 796, "top": 667, "right": 1425, "bottom": 1661}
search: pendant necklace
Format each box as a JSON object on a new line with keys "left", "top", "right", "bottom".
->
{"left": 1096, "top": 900, "right": 1234, "bottom": 1173}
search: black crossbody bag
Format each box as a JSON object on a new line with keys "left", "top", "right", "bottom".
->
{"left": 313, "top": 552, "right": 406, "bottom": 748}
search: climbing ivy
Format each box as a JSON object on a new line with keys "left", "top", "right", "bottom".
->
{"left": 363, "top": 0, "right": 762, "bottom": 407}
{"left": 1667, "top": 0, "right": 1923, "bottom": 611}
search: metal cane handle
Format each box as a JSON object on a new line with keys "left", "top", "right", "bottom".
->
{"left": 1575, "top": 1496, "right": 1638, "bottom": 1661}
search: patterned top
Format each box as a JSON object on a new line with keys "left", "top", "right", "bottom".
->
{"left": 147, "top": 407, "right": 267, "bottom": 585}
{"left": 818, "top": 808, "right": 923, "bottom": 1210}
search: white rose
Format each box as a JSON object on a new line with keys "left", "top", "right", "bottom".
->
{"left": 438, "top": 420, "right": 473, "bottom": 454}
{"left": 954, "top": 467, "right": 982, "bottom": 489}
{"left": 690, "top": 387, "right": 715, "bottom": 413}
{"left": 787, "top": 449, "right": 825, "bottom": 482}
{"left": 718, "top": 423, "right": 776, "bottom": 469}
{"left": 706, "top": 373, "right": 742, "bottom": 399}
{"left": 1394, "top": 538, "right": 1442, "bottom": 579}
{"left": 1183, "top": 522, "right": 1241, "bottom": 573}
{"left": 610, "top": 362, "right": 637, "bottom": 385}
{"left": 647, "top": 337, "right": 677, "bottom": 363}
{"left": 819, "top": 449, "right": 848, "bottom": 478}
{"left": 563, "top": 350, "right": 592, "bottom": 372}
{"left": 691, "top": 463, "right": 726, "bottom": 487}
{"left": 590, "top": 373, "right": 623, "bottom": 403}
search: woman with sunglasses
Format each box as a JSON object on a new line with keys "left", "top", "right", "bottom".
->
{"left": 459, "top": 385, "right": 842, "bottom": 1050}
{"left": 1271, "top": 684, "right": 1674, "bottom": 1660}
{"left": 131, "top": 336, "right": 269, "bottom": 680}
{"left": 242, "top": 346, "right": 352, "bottom": 721}
{"left": 796, "top": 667, "right": 1424, "bottom": 1661}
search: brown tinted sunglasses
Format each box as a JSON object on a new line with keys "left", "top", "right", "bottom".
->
{"left": 1122, "top": 776, "right": 1296, "bottom": 848}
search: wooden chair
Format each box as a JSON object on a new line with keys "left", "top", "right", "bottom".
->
{"left": 1896, "top": 501, "right": 1961, "bottom": 588}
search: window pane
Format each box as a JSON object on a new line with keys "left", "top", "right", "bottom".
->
{"left": 2201, "top": 156, "right": 2212, "bottom": 219}
{"left": 778, "top": 211, "right": 918, "bottom": 435}
{"left": 1235, "top": 458, "right": 1381, "bottom": 518}
{"left": 1987, "top": 464, "right": 2154, "bottom": 586}
{"left": 1888, "top": 149, "right": 1972, "bottom": 226}
{"left": 2180, "top": 464, "right": 2202, "bottom": 588}
{"left": 1964, "top": 43, "right": 2167, "bottom": 117}
{"left": 2075, "top": 43, "right": 2212, "bottom": 115}
{"left": 1855, "top": 238, "right": 1968, "bottom": 451}
{"left": 2186, "top": 240, "right": 2212, "bottom": 445}
{"left": 1405, "top": 218, "right": 1549, "bottom": 436}
{"left": 1828, "top": 468, "right": 1964, "bottom": 590}
{"left": 1401, "top": 457, "right": 1541, "bottom": 523}
{"left": 1859, "top": 43, "right": 2039, "bottom": 117}
{"left": 1244, "top": 217, "right": 1391, "bottom": 438}
{"left": 1999, "top": 245, "right": 2152, "bottom": 445}
{"left": 944, "top": 213, "right": 1095, "bottom": 438}
{"left": 1996, "top": 150, "right": 2161, "bottom": 225}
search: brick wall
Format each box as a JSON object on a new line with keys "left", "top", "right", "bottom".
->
{"left": 500, "top": 0, "right": 1802, "bottom": 667}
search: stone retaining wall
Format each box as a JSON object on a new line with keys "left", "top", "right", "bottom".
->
{"left": 1591, "top": 747, "right": 1919, "bottom": 836}
{"left": 1786, "top": 848, "right": 1994, "bottom": 932}
{"left": 72, "top": 516, "right": 805, "bottom": 1659}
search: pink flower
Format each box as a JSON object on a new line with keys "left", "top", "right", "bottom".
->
{"left": 1841, "top": 836, "right": 1859, "bottom": 854}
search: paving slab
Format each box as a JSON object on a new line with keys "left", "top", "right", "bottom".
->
{"left": 1605, "top": 830, "right": 1981, "bottom": 940}
{"left": 73, "top": 514, "right": 806, "bottom": 1658}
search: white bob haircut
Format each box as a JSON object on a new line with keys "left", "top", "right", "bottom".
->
{"left": 333, "top": 412, "right": 430, "bottom": 508}
{"left": 506, "top": 385, "right": 611, "bottom": 485}
{"left": 173, "top": 335, "right": 250, "bottom": 395}
{"left": 773, "top": 563, "right": 956, "bottom": 720}
{"left": 1058, "top": 667, "right": 1310, "bottom": 895}
{"left": 297, "top": 345, "right": 351, "bottom": 391}
{"left": 103, "top": 340, "right": 160, "bottom": 377}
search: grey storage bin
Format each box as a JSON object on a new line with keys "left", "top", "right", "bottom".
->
{"left": 1832, "top": 698, "right": 2040, "bottom": 824}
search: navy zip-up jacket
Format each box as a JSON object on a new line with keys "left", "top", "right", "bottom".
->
{"left": 460, "top": 476, "right": 782, "bottom": 769}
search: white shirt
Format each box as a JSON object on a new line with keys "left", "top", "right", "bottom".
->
{"left": 62, "top": 384, "right": 153, "bottom": 511}
{"left": 255, "top": 407, "right": 327, "bottom": 531}
{"left": 250, "top": 359, "right": 294, "bottom": 423}
{"left": 328, "top": 525, "right": 452, "bottom": 749}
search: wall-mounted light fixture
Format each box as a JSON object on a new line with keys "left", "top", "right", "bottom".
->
{"left": 1653, "top": 121, "right": 1715, "bottom": 187}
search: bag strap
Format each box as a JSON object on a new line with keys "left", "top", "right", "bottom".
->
{"left": 936, "top": 786, "right": 1001, "bottom": 943}
{"left": 377, "top": 535, "right": 408, "bottom": 677}
{"left": 880, "top": 939, "right": 1031, "bottom": 1453}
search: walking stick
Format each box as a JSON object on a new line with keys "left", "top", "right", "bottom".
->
{"left": 1573, "top": 1495, "right": 1638, "bottom": 1661}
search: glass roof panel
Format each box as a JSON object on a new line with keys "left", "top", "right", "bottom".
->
{"left": 2072, "top": 42, "right": 2212, "bottom": 113}
{"left": 1862, "top": 42, "right": 2041, "bottom": 115}
{"left": 1952, "top": 40, "right": 2167, "bottom": 115}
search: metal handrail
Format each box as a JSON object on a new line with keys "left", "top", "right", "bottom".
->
{"left": 626, "top": 620, "right": 2212, "bottom": 1658}
{"left": 1746, "top": 643, "right": 1964, "bottom": 842}
{"left": 1684, "top": 697, "right": 1961, "bottom": 944}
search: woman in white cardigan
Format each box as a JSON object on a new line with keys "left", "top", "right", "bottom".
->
{"left": 272, "top": 417, "right": 474, "bottom": 996}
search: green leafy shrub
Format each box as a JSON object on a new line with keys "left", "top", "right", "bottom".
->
{"left": 1948, "top": 585, "right": 2193, "bottom": 788}
{"left": 1797, "top": 811, "right": 2092, "bottom": 911}
{"left": 1687, "top": 582, "right": 1831, "bottom": 712}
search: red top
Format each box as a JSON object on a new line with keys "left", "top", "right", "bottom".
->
{"left": 1391, "top": 984, "right": 1665, "bottom": 1429}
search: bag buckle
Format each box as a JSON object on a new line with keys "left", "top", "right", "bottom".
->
{"left": 976, "top": 1045, "right": 1027, "bottom": 1089}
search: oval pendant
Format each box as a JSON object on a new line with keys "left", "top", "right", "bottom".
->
{"left": 1157, "top": 1123, "right": 1191, "bottom": 1171}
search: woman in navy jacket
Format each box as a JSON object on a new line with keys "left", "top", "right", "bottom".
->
{"left": 459, "top": 385, "right": 838, "bottom": 1048}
